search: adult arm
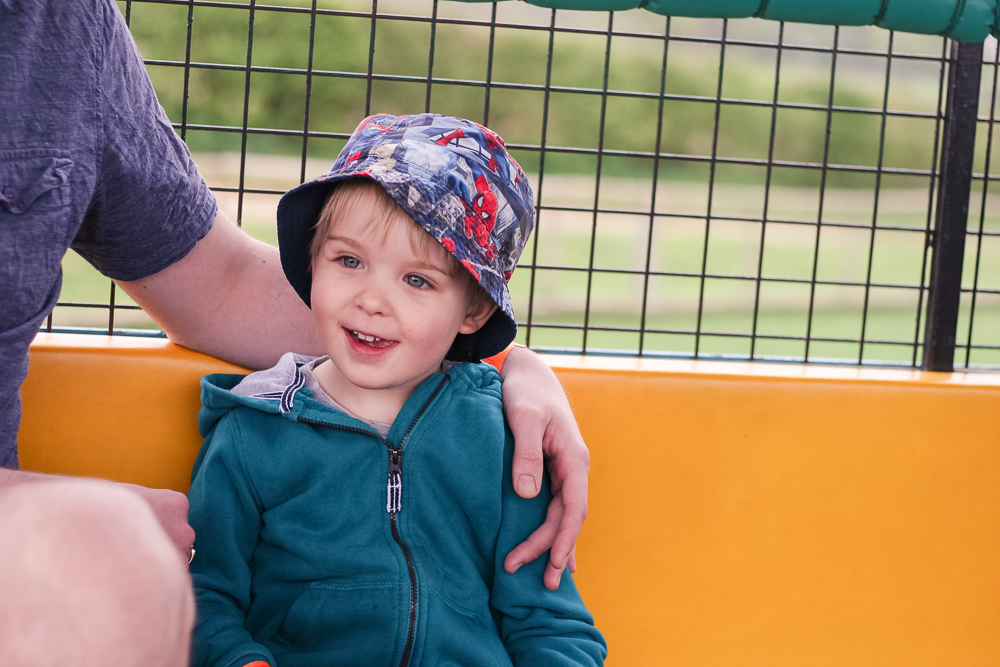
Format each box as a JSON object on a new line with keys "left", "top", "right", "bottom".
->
{"left": 115, "top": 210, "right": 324, "bottom": 371}
{"left": 0, "top": 467, "right": 193, "bottom": 559}
{"left": 498, "top": 346, "right": 590, "bottom": 591}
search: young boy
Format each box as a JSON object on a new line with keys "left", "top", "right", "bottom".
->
{"left": 187, "top": 113, "right": 606, "bottom": 667}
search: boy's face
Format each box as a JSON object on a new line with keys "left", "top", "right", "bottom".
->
{"left": 310, "top": 193, "right": 494, "bottom": 420}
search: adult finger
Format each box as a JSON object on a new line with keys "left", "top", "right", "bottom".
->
{"left": 504, "top": 493, "right": 563, "bottom": 575}
{"left": 543, "top": 438, "right": 589, "bottom": 571}
{"left": 544, "top": 556, "right": 566, "bottom": 591}
{"left": 547, "top": 499, "right": 587, "bottom": 587}
{"left": 505, "top": 400, "right": 546, "bottom": 499}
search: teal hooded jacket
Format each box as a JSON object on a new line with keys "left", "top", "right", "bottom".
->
{"left": 188, "top": 356, "right": 606, "bottom": 667}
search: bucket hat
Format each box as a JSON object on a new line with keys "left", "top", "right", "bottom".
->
{"left": 277, "top": 113, "right": 535, "bottom": 360}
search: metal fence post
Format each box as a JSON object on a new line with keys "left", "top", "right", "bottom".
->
{"left": 922, "top": 41, "right": 983, "bottom": 372}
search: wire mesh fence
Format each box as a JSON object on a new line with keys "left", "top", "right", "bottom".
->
{"left": 52, "top": 0, "right": 1000, "bottom": 370}
{"left": 964, "top": 43, "right": 1000, "bottom": 370}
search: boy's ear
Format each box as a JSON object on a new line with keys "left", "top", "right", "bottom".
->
{"left": 459, "top": 300, "right": 498, "bottom": 335}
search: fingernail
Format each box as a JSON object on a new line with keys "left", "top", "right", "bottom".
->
{"left": 516, "top": 475, "right": 537, "bottom": 496}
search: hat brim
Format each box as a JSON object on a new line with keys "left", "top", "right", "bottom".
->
{"left": 276, "top": 176, "right": 346, "bottom": 310}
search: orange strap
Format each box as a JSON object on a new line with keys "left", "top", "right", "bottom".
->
{"left": 243, "top": 662, "right": 271, "bottom": 667}
{"left": 482, "top": 341, "right": 519, "bottom": 372}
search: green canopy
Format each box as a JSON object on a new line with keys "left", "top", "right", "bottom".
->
{"left": 457, "top": 0, "right": 998, "bottom": 43}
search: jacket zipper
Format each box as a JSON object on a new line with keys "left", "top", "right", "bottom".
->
{"left": 298, "top": 374, "right": 450, "bottom": 667}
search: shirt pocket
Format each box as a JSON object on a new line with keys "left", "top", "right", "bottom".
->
{"left": 0, "top": 151, "right": 74, "bottom": 215}
{"left": 273, "top": 580, "right": 405, "bottom": 665}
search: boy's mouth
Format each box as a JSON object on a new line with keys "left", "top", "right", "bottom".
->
{"left": 348, "top": 329, "right": 395, "bottom": 348}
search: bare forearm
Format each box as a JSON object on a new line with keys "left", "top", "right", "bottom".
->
{"left": 117, "top": 212, "right": 323, "bottom": 370}
{"left": 122, "top": 238, "right": 321, "bottom": 369}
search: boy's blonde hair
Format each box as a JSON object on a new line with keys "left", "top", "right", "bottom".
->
{"left": 310, "top": 179, "right": 494, "bottom": 314}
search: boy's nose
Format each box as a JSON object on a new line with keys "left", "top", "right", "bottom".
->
{"left": 354, "top": 280, "right": 391, "bottom": 315}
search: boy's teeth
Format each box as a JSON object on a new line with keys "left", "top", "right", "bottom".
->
{"left": 354, "top": 331, "right": 381, "bottom": 342}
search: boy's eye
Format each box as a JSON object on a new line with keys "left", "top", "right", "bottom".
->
{"left": 404, "top": 274, "right": 428, "bottom": 289}
{"left": 339, "top": 256, "right": 361, "bottom": 269}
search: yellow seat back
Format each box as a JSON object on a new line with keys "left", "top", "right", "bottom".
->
{"left": 20, "top": 333, "right": 246, "bottom": 491}
{"left": 19, "top": 333, "right": 1000, "bottom": 666}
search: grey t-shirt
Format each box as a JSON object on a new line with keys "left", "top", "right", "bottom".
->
{"left": 0, "top": 0, "right": 217, "bottom": 467}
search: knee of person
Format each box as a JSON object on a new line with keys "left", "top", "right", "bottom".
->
{"left": 0, "top": 479, "right": 186, "bottom": 584}
{"left": 0, "top": 481, "right": 194, "bottom": 666}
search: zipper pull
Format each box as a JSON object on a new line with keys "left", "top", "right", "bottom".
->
{"left": 387, "top": 448, "right": 403, "bottom": 514}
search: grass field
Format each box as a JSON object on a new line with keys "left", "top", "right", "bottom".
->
{"left": 54, "top": 154, "right": 1000, "bottom": 368}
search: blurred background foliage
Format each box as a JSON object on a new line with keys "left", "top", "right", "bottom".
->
{"left": 125, "top": 0, "right": 943, "bottom": 187}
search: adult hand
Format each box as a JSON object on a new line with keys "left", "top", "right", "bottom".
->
{"left": 498, "top": 346, "right": 589, "bottom": 591}
{"left": 122, "top": 483, "right": 195, "bottom": 560}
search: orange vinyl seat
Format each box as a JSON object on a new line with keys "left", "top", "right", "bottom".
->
{"left": 19, "top": 332, "right": 1000, "bottom": 666}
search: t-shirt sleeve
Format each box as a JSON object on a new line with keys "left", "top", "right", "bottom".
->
{"left": 71, "top": 0, "right": 217, "bottom": 282}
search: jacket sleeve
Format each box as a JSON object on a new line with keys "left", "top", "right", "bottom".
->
{"left": 188, "top": 412, "right": 276, "bottom": 667}
{"left": 489, "top": 429, "right": 608, "bottom": 667}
